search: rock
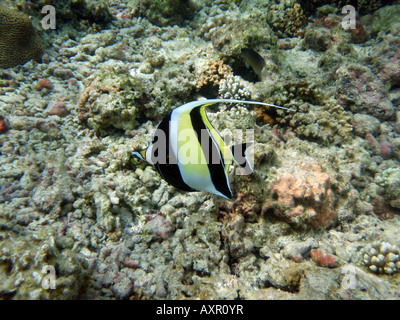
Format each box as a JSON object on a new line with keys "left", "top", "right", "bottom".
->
{"left": 304, "top": 27, "right": 331, "bottom": 51}
{"left": 352, "top": 113, "right": 381, "bottom": 137}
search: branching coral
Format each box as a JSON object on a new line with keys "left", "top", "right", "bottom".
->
{"left": 195, "top": 58, "right": 233, "bottom": 91}
{"left": 218, "top": 75, "right": 251, "bottom": 100}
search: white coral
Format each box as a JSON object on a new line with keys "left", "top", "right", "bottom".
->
{"left": 361, "top": 241, "right": 400, "bottom": 275}
{"left": 218, "top": 75, "right": 251, "bottom": 101}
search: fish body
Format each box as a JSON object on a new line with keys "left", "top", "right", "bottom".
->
{"left": 133, "top": 99, "right": 292, "bottom": 199}
{"left": 241, "top": 48, "right": 266, "bottom": 77}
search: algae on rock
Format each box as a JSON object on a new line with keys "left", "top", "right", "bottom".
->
{"left": 78, "top": 68, "right": 149, "bottom": 135}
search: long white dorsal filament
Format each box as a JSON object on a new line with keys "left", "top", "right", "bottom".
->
{"left": 198, "top": 99, "right": 296, "bottom": 112}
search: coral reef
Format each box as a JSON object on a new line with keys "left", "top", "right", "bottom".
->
{"left": 78, "top": 67, "right": 149, "bottom": 135}
{"left": 335, "top": 64, "right": 395, "bottom": 120}
{"left": 375, "top": 167, "right": 400, "bottom": 209}
{"left": 15, "top": 0, "right": 113, "bottom": 29}
{"left": 217, "top": 75, "right": 251, "bottom": 100}
{"left": 195, "top": 58, "right": 233, "bottom": 92}
{"left": 352, "top": 114, "right": 381, "bottom": 137}
{"left": 0, "top": 227, "right": 89, "bottom": 299}
{"left": 303, "top": 27, "right": 331, "bottom": 52}
{"left": 377, "top": 50, "right": 400, "bottom": 89}
{"left": 0, "top": 6, "right": 43, "bottom": 68}
{"left": 1, "top": 0, "right": 400, "bottom": 301}
{"left": 268, "top": 163, "right": 336, "bottom": 229}
{"left": 360, "top": 4, "right": 400, "bottom": 35}
{"left": 267, "top": 2, "right": 307, "bottom": 38}
{"left": 310, "top": 249, "right": 338, "bottom": 268}
{"left": 360, "top": 241, "right": 400, "bottom": 274}
{"left": 198, "top": 7, "right": 276, "bottom": 57}
{"left": 299, "top": 0, "right": 394, "bottom": 15}
{"left": 140, "top": 0, "right": 197, "bottom": 26}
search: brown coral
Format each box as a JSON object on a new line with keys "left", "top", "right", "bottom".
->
{"left": 0, "top": 6, "right": 43, "bottom": 69}
{"left": 195, "top": 58, "right": 233, "bottom": 91}
{"left": 268, "top": 3, "right": 306, "bottom": 38}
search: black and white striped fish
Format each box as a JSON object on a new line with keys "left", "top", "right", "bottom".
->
{"left": 133, "top": 99, "right": 292, "bottom": 199}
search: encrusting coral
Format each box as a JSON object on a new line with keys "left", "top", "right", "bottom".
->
{"left": 268, "top": 163, "right": 336, "bottom": 229}
{"left": 267, "top": 2, "right": 307, "bottom": 38}
{"left": 0, "top": 6, "right": 43, "bottom": 68}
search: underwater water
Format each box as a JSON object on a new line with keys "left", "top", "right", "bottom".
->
{"left": 0, "top": 0, "right": 400, "bottom": 300}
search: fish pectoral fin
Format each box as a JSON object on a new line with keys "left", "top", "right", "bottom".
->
{"left": 229, "top": 142, "right": 253, "bottom": 174}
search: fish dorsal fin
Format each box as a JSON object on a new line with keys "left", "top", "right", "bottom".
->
{"left": 229, "top": 142, "right": 253, "bottom": 174}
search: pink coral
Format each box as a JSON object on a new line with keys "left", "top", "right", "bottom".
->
{"left": 310, "top": 249, "right": 337, "bottom": 268}
{"left": 380, "top": 137, "right": 393, "bottom": 158}
{"left": 365, "top": 133, "right": 393, "bottom": 158}
{"left": 269, "top": 163, "right": 336, "bottom": 228}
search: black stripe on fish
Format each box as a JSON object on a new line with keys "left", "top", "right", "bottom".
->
{"left": 189, "top": 106, "right": 233, "bottom": 199}
{"left": 153, "top": 111, "right": 194, "bottom": 192}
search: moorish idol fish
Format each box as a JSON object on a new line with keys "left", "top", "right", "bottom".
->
{"left": 132, "top": 99, "right": 292, "bottom": 199}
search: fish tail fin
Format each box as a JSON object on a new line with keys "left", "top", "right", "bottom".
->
{"left": 229, "top": 142, "right": 253, "bottom": 175}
